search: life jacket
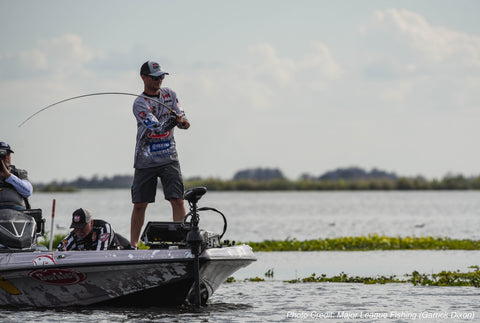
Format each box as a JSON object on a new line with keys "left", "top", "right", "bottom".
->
{"left": 0, "top": 166, "right": 30, "bottom": 209}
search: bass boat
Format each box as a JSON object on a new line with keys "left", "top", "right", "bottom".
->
{"left": 0, "top": 187, "right": 255, "bottom": 307}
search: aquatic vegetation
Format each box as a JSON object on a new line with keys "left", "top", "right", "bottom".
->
{"left": 224, "top": 277, "right": 236, "bottom": 283}
{"left": 246, "top": 234, "right": 480, "bottom": 251}
{"left": 237, "top": 266, "right": 480, "bottom": 287}
{"left": 285, "top": 273, "right": 404, "bottom": 284}
{"left": 408, "top": 266, "right": 480, "bottom": 287}
{"left": 264, "top": 268, "right": 274, "bottom": 278}
{"left": 37, "top": 233, "right": 65, "bottom": 249}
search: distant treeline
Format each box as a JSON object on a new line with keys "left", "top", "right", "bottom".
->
{"left": 185, "top": 175, "right": 480, "bottom": 191}
{"left": 34, "top": 167, "right": 480, "bottom": 191}
{"left": 35, "top": 175, "right": 133, "bottom": 192}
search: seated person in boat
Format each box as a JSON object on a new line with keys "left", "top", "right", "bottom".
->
{"left": 0, "top": 141, "right": 33, "bottom": 211}
{"left": 57, "top": 208, "right": 131, "bottom": 251}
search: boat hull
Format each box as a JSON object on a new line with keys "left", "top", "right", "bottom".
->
{"left": 0, "top": 245, "right": 255, "bottom": 307}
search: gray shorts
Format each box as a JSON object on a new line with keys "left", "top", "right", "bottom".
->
{"left": 131, "top": 162, "right": 184, "bottom": 204}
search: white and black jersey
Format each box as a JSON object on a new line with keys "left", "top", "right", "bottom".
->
{"left": 57, "top": 219, "right": 117, "bottom": 251}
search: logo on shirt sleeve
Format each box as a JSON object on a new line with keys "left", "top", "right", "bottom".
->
{"left": 99, "top": 233, "right": 110, "bottom": 242}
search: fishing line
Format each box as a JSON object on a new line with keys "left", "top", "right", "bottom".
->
{"left": 18, "top": 92, "right": 177, "bottom": 127}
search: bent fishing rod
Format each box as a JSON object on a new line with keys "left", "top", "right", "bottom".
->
{"left": 18, "top": 92, "right": 177, "bottom": 127}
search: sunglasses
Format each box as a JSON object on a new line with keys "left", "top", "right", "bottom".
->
{"left": 149, "top": 74, "right": 165, "bottom": 81}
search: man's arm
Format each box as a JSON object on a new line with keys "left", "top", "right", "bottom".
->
{"left": 133, "top": 99, "right": 178, "bottom": 134}
{"left": 2, "top": 161, "right": 33, "bottom": 198}
{"left": 173, "top": 96, "right": 190, "bottom": 129}
{"left": 57, "top": 232, "right": 76, "bottom": 251}
{"left": 97, "top": 222, "right": 114, "bottom": 250}
{"left": 5, "top": 173, "right": 33, "bottom": 198}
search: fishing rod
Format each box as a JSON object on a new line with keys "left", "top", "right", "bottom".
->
{"left": 18, "top": 92, "right": 177, "bottom": 127}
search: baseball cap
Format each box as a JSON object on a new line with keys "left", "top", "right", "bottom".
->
{"left": 140, "top": 60, "right": 169, "bottom": 77}
{"left": 70, "top": 208, "right": 93, "bottom": 229}
{"left": 0, "top": 142, "right": 14, "bottom": 153}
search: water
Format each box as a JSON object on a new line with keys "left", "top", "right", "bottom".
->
{"left": 1, "top": 283, "right": 477, "bottom": 322}
{"left": 1, "top": 191, "right": 479, "bottom": 322}
{"left": 29, "top": 190, "right": 480, "bottom": 241}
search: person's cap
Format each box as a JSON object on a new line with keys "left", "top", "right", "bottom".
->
{"left": 0, "top": 142, "right": 13, "bottom": 153}
{"left": 140, "top": 60, "right": 169, "bottom": 77}
{"left": 70, "top": 208, "right": 93, "bottom": 229}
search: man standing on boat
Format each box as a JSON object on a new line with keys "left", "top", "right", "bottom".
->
{"left": 130, "top": 60, "right": 190, "bottom": 248}
{"left": 0, "top": 141, "right": 33, "bottom": 210}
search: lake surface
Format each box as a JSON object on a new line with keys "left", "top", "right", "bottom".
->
{"left": 29, "top": 190, "right": 480, "bottom": 241}
{"left": 1, "top": 190, "right": 478, "bottom": 322}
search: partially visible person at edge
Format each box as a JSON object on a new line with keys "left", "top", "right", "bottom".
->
{"left": 0, "top": 141, "right": 33, "bottom": 210}
{"left": 57, "top": 208, "right": 130, "bottom": 251}
{"left": 130, "top": 60, "right": 190, "bottom": 248}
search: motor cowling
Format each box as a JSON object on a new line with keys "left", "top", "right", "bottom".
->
{"left": 0, "top": 209, "right": 37, "bottom": 249}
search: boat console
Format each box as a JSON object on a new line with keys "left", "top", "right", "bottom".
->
{"left": 141, "top": 187, "right": 226, "bottom": 252}
{"left": 140, "top": 221, "right": 221, "bottom": 250}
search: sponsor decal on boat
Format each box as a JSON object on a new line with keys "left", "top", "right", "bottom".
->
{"left": 32, "top": 254, "right": 56, "bottom": 266}
{"left": 0, "top": 275, "right": 21, "bottom": 295}
{"left": 28, "top": 269, "right": 87, "bottom": 286}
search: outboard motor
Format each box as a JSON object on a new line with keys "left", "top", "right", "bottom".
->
{"left": 0, "top": 208, "right": 44, "bottom": 249}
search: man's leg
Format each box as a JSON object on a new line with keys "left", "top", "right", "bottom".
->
{"left": 170, "top": 198, "right": 186, "bottom": 222}
{"left": 130, "top": 202, "right": 148, "bottom": 247}
{"left": 160, "top": 162, "right": 185, "bottom": 222}
{"left": 131, "top": 167, "right": 157, "bottom": 248}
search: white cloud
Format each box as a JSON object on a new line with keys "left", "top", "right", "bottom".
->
{"left": 301, "top": 41, "right": 343, "bottom": 79}
{"left": 246, "top": 43, "right": 296, "bottom": 85}
{"left": 1, "top": 34, "right": 105, "bottom": 81}
{"left": 19, "top": 48, "right": 49, "bottom": 70}
{"left": 365, "top": 9, "right": 480, "bottom": 70}
{"left": 177, "top": 41, "right": 342, "bottom": 113}
{"left": 356, "top": 9, "right": 480, "bottom": 112}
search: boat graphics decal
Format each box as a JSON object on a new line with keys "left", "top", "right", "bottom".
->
{"left": 0, "top": 275, "right": 21, "bottom": 295}
{"left": 32, "top": 254, "right": 56, "bottom": 266}
{"left": 28, "top": 268, "right": 87, "bottom": 286}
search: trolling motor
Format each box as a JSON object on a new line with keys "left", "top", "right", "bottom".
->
{"left": 184, "top": 186, "right": 207, "bottom": 308}
{"left": 140, "top": 186, "right": 227, "bottom": 306}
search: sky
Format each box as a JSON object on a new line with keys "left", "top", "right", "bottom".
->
{"left": 1, "top": 0, "right": 479, "bottom": 183}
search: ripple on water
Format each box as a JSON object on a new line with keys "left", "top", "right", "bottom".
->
{"left": 0, "top": 282, "right": 478, "bottom": 322}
